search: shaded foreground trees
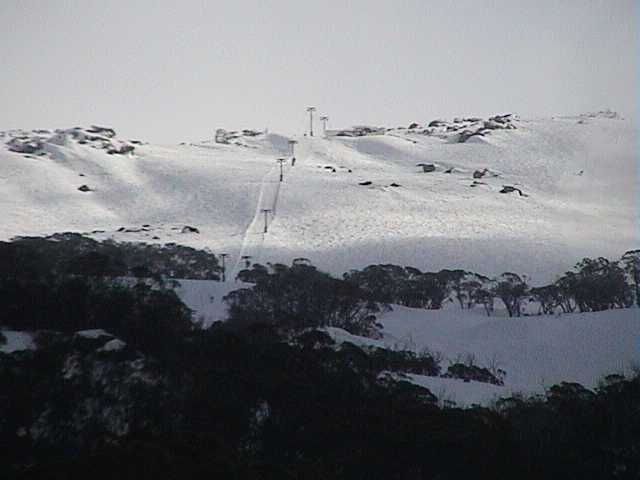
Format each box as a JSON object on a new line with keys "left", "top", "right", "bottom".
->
{"left": 228, "top": 263, "right": 381, "bottom": 337}
{"left": 3, "top": 324, "right": 639, "bottom": 480}
{"left": 0, "top": 238, "right": 195, "bottom": 358}
{"left": 1, "top": 234, "right": 639, "bottom": 478}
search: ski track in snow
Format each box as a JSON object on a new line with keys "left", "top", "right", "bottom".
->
{"left": 229, "top": 157, "right": 289, "bottom": 280}
{"left": 230, "top": 162, "right": 278, "bottom": 279}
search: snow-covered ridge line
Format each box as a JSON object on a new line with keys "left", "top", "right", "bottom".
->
{"left": 0, "top": 114, "right": 636, "bottom": 283}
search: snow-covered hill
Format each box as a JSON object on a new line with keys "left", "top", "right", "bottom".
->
{"left": 0, "top": 114, "right": 636, "bottom": 283}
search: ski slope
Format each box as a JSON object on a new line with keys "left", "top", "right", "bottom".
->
{"left": 0, "top": 115, "right": 636, "bottom": 283}
{"left": 379, "top": 305, "right": 639, "bottom": 405}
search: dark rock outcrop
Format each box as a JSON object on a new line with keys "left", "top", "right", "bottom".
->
{"left": 417, "top": 163, "right": 436, "bottom": 173}
{"left": 7, "top": 137, "right": 43, "bottom": 154}
{"left": 443, "top": 363, "right": 504, "bottom": 385}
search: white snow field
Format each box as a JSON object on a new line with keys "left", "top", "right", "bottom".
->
{"left": 307, "top": 305, "right": 639, "bottom": 406}
{"left": 0, "top": 115, "right": 637, "bottom": 283}
{"left": 379, "top": 305, "right": 640, "bottom": 406}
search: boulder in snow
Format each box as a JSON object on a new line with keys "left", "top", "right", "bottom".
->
{"left": 416, "top": 163, "right": 436, "bottom": 173}
{"left": 7, "top": 137, "right": 43, "bottom": 154}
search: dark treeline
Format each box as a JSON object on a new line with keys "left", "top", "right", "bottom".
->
{"left": 2, "top": 326, "right": 639, "bottom": 480}
{"left": 230, "top": 252, "right": 639, "bottom": 339}
{"left": 2, "top": 232, "right": 222, "bottom": 281}
{"left": 0, "top": 234, "right": 199, "bottom": 358}
{"left": 1, "top": 235, "right": 639, "bottom": 478}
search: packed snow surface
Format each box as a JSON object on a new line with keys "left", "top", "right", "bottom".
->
{"left": 378, "top": 305, "right": 639, "bottom": 404}
{"left": 0, "top": 330, "right": 35, "bottom": 353}
{"left": 0, "top": 116, "right": 636, "bottom": 282}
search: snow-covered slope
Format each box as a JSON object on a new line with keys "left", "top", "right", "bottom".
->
{"left": 0, "top": 115, "right": 636, "bottom": 282}
{"left": 379, "top": 305, "right": 639, "bottom": 405}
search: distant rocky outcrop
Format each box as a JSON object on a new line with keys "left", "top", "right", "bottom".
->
{"left": 579, "top": 109, "right": 620, "bottom": 120}
{"left": 333, "top": 125, "right": 386, "bottom": 137}
{"left": 3, "top": 126, "right": 136, "bottom": 157}
{"left": 6, "top": 136, "right": 43, "bottom": 154}
{"left": 214, "top": 128, "right": 264, "bottom": 145}
{"left": 500, "top": 185, "right": 528, "bottom": 197}
{"left": 397, "top": 114, "right": 518, "bottom": 143}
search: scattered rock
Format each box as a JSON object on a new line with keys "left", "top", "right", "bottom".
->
{"left": 358, "top": 181, "right": 372, "bottom": 186}
{"left": 215, "top": 128, "right": 264, "bottom": 145}
{"left": 457, "top": 130, "right": 485, "bottom": 143}
{"left": 580, "top": 109, "right": 620, "bottom": 120}
{"left": 389, "top": 183, "right": 401, "bottom": 187}
{"left": 334, "top": 125, "right": 385, "bottom": 137}
{"left": 107, "top": 144, "right": 135, "bottom": 155}
{"left": 87, "top": 125, "right": 116, "bottom": 138}
{"left": 416, "top": 163, "right": 436, "bottom": 173}
{"left": 500, "top": 185, "right": 528, "bottom": 197}
{"left": 408, "top": 122, "right": 419, "bottom": 129}
{"left": 7, "top": 137, "right": 43, "bottom": 154}
{"left": 181, "top": 225, "right": 200, "bottom": 234}
{"left": 473, "top": 168, "right": 489, "bottom": 179}
{"left": 77, "top": 185, "right": 93, "bottom": 192}
{"left": 242, "top": 129, "right": 262, "bottom": 137}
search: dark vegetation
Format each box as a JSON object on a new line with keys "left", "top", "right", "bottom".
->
{"left": 230, "top": 262, "right": 382, "bottom": 337}
{"left": 2, "top": 328, "right": 638, "bottom": 479}
{"left": 333, "top": 255, "right": 636, "bottom": 318}
{"left": 1, "top": 235, "right": 638, "bottom": 479}
{"left": 2, "top": 232, "right": 222, "bottom": 281}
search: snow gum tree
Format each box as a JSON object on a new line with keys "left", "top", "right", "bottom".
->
{"left": 492, "top": 273, "right": 529, "bottom": 317}
{"left": 621, "top": 250, "right": 640, "bottom": 307}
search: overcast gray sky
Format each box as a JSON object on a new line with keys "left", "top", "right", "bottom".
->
{"left": 0, "top": 0, "right": 637, "bottom": 143}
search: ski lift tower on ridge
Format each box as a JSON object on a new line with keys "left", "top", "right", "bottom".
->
{"left": 306, "top": 106, "right": 316, "bottom": 136}
{"left": 288, "top": 139, "right": 297, "bottom": 164}
{"left": 320, "top": 116, "right": 329, "bottom": 137}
